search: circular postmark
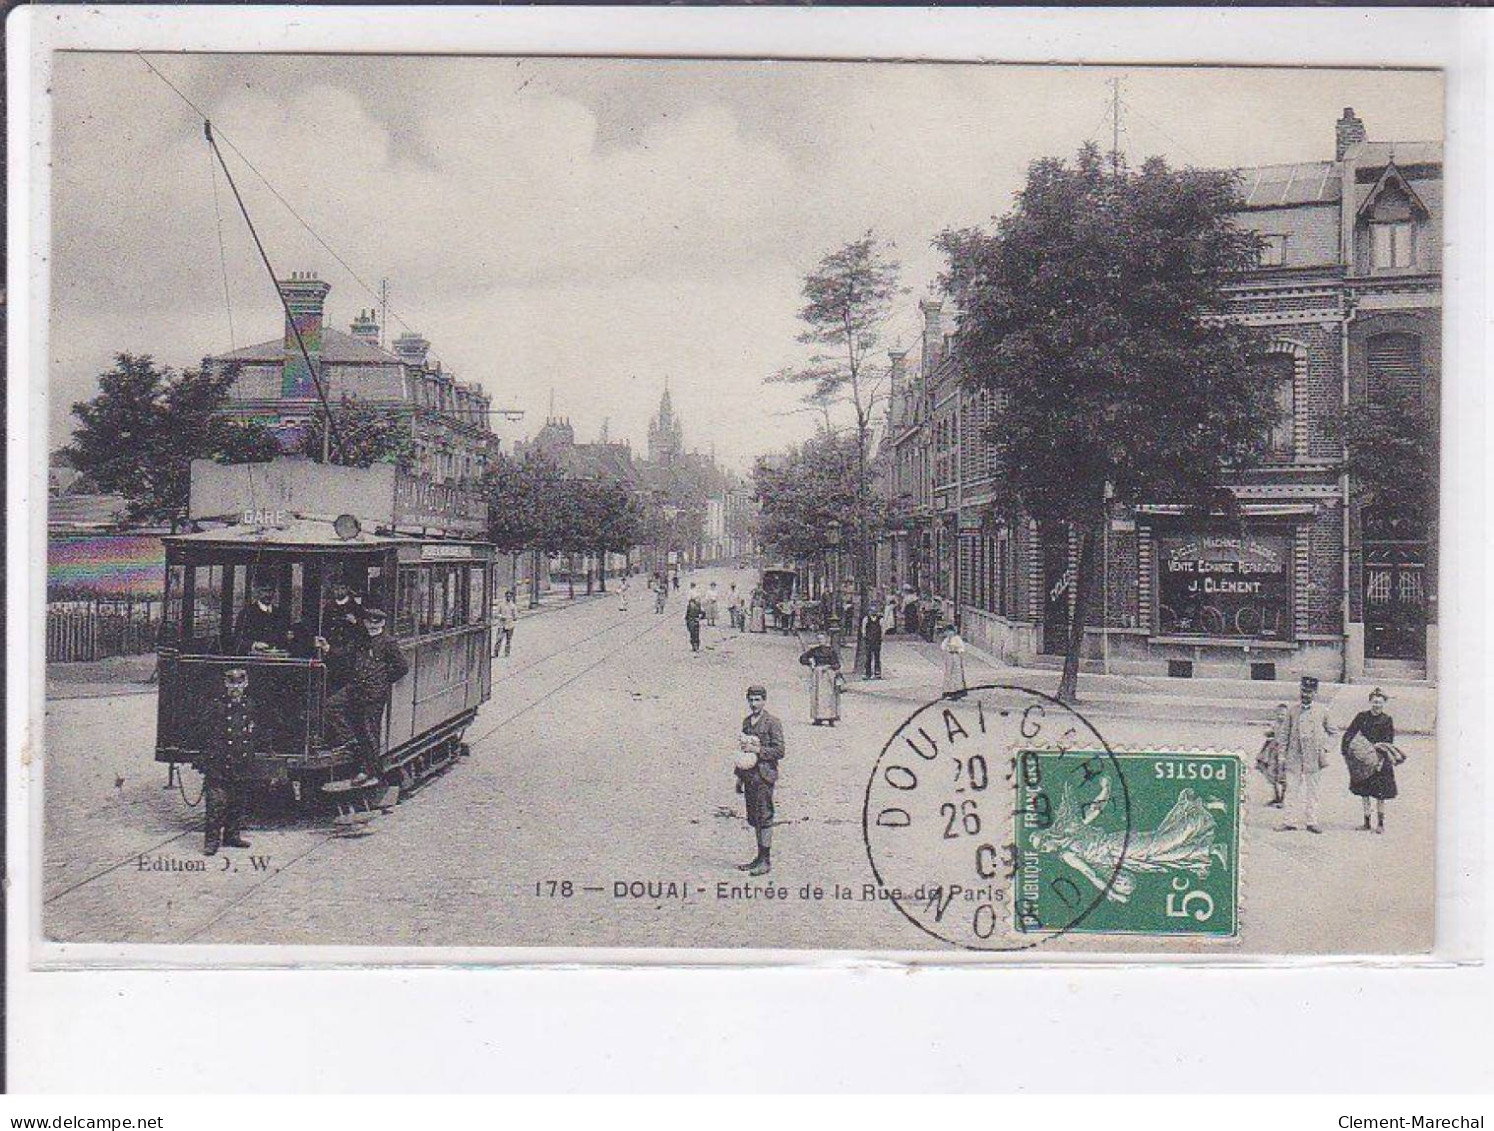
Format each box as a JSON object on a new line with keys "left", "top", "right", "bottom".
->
{"left": 861, "top": 684, "right": 1133, "bottom": 951}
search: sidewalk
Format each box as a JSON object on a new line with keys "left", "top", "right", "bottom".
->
{"left": 843, "top": 634, "right": 1437, "bottom": 735}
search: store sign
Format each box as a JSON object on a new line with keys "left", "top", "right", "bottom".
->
{"left": 1157, "top": 532, "right": 1290, "bottom": 640}
{"left": 421, "top": 544, "right": 476, "bottom": 560}
{"left": 393, "top": 473, "right": 488, "bottom": 536}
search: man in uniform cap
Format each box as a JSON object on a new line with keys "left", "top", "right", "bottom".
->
{"left": 336, "top": 606, "right": 409, "bottom": 786}
{"left": 198, "top": 667, "right": 256, "bottom": 855}
{"left": 736, "top": 685, "right": 786, "bottom": 875}
{"left": 1278, "top": 675, "right": 1335, "bottom": 834}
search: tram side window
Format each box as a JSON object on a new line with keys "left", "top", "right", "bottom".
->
{"left": 425, "top": 565, "right": 447, "bottom": 631}
{"left": 163, "top": 564, "right": 186, "bottom": 643}
{"left": 469, "top": 565, "right": 487, "bottom": 625}
{"left": 397, "top": 566, "right": 420, "bottom": 637}
{"left": 446, "top": 564, "right": 466, "bottom": 625}
{"left": 188, "top": 564, "right": 227, "bottom": 652}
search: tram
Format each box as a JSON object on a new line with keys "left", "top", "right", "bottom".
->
{"left": 154, "top": 457, "right": 495, "bottom": 805}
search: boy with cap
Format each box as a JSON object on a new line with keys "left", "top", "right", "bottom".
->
{"left": 737, "top": 685, "right": 786, "bottom": 875}
{"left": 1278, "top": 675, "right": 1335, "bottom": 834}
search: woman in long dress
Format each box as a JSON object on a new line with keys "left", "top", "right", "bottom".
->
{"left": 748, "top": 587, "right": 766, "bottom": 633}
{"left": 1341, "top": 688, "right": 1400, "bottom": 833}
{"left": 617, "top": 575, "right": 630, "bottom": 612}
{"left": 799, "top": 632, "right": 843, "bottom": 726}
{"left": 940, "top": 624, "right": 968, "bottom": 699}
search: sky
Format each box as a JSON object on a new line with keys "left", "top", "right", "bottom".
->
{"left": 47, "top": 55, "right": 1443, "bottom": 471}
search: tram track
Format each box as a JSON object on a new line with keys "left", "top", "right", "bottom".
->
{"left": 42, "top": 605, "right": 664, "bottom": 913}
{"left": 43, "top": 607, "right": 679, "bottom": 940}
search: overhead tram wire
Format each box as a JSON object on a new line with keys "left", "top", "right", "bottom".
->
{"left": 134, "top": 53, "right": 440, "bottom": 364}
{"left": 207, "top": 144, "right": 236, "bottom": 350}
{"left": 203, "top": 118, "right": 346, "bottom": 464}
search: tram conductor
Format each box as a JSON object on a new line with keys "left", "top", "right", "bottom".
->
{"left": 199, "top": 666, "right": 256, "bottom": 855}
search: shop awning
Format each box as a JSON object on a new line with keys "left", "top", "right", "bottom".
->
{"left": 1135, "top": 502, "right": 1318, "bottom": 518}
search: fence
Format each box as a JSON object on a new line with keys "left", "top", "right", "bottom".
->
{"left": 46, "top": 598, "right": 163, "bottom": 663}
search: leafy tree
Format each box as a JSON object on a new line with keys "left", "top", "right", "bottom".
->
{"left": 64, "top": 354, "right": 281, "bottom": 526}
{"left": 484, "top": 451, "right": 567, "bottom": 603}
{"left": 296, "top": 395, "right": 414, "bottom": 469}
{"left": 752, "top": 431, "right": 884, "bottom": 579}
{"left": 768, "top": 233, "right": 904, "bottom": 651}
{"left": 937, "top": 145, "right": 1269, "bottom": 701}
{"left": 1343, "top": 385, "right": 1437, "bottom": 530}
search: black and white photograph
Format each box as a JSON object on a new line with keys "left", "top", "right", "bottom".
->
{"left": 28, "top": 48, "right": 1446, "bottom": 958}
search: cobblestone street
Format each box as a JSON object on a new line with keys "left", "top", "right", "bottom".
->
{"left": 42, "top": 568, "right": 1434, "bottom": 955}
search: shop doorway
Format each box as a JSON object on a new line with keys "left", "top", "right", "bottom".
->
{"left": 1363, "top": 507, "right": 1427, "bottom": 661}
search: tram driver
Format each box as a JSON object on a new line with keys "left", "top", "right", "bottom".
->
{"left": 233, "top": 574, "right": 292, "bottom": 655}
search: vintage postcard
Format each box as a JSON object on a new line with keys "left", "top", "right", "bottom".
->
{"left": 33, "top": 51, "right": 1443, "bottom": 959}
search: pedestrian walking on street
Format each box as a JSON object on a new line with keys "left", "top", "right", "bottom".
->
{"left": 748, "top": 587, "right": 766, "bottom": 633}
{"left": 655, "top": 579, "right": 668, "bottom": 615}
{"left": 1255, "top": 703, "right": 1290, "bottom": 808}
{"left": 727, "top": 584, "right": 742, "bottom": 629}
{"left": 861, "top": 609, "right": 884, "bottom": 679}
{"left": 705, "top": 581, "right": 720, "bottom": 627}
{"left": 199, "top": 667, "right": 256, "bottom": 856}
{"left": 494, "top": 590, "right": 518, "bottom": 657}
{"left": 883, "top": 591, "right": 898, "bottom": 635}
{"left": 618, "top": 575, "right": 630, "bottom": 612}
{"left": 736, "top": 685, "right": 785, "bottom": 876}
{"left": 800, "top": 632, "right": 844, "bottom": 726}
{"left": 685, "top": 592, "right": 704, "bottom": 653}
{"left": 1342, "top": 688, "right": 1402, "bottom": 834}
{"left": 1277, "top": 675, "right": 1334, "bottom": 834}
{"left": 333, "top": 607, "right": 409, "bottom": 786}
{"left": 941, "top": 624, "right": 968, "bottom": 699}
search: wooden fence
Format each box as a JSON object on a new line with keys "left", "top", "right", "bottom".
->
{"left": 46, "top": 598, "right": 163, "bottom": 663}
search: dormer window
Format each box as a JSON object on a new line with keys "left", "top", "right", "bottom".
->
{"left": 1371, "top": 221, "right": 1414, "bottom": 269}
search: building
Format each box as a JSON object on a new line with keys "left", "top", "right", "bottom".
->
{"left": 208, "top": 274, "right": 495, "bottom": 484}
{"left": 889, "top": 108, "right": 1439, "bottom": 683}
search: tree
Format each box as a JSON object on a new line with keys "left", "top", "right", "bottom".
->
{"left": 586, "top": 477, "right": 646, "bottom": 587}
{"left": 1343, "top": 384, "right": 1437, "bottom": 530}
{"left": 768, "top": 233, "right": 904, "bottom": 655}
{"left": 937, "top": 145, "right": 1270, "bottom": 702}
{"left": 64, "top": 354, "right": 281, "bottom": 526}
{"left": 484, "top": 451, "right": 567, "bottom": 606}
{"left": 752, "top": 431, "right": 884, "bottom": 587}
{"left": 296, "top": 395, "right": 414, "bottom": 469}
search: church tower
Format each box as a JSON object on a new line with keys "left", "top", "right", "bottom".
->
{"left": 648, "top": 385, "right": 684, "bottom": 466}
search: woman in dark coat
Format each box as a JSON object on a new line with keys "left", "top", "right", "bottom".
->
{"left": 1341, "top": 688, "right": 1400, "bottom": 833}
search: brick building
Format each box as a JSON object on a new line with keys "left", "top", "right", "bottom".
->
{"left": 209, "top": 274, "right": 495, "bottom": 484}
{"left": 884, "top": 108, "right": 1439, "bottom": 683}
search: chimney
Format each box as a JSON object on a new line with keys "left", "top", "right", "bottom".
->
{"left": 1336, "top": 107, "right": 1367, "bottom": 161}
{"left": 278, "top": 271, "right": 330, "bottom": 399}
{"left": 393, "top": 331, "right": 430, "bottom": 367}
{"left": 920, "top": 299, "right": 945, "bottom": 373}
{"left": 350, "top": 309, "right": 380, "bottom": 346}
{"left": 887, "top": 348, "right": 909, "bottom": 424}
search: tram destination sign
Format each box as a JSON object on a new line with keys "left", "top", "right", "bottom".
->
{"left": 189, "top": 458, "right": 487, "bottom": 537}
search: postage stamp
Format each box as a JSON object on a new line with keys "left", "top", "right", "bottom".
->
{"left": 1013, "top": 749, "right": 1243, "bottom": 939}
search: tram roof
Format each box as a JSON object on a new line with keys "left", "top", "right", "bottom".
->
{"left": 165, "top": 520, "right": 409, "bottom": 549}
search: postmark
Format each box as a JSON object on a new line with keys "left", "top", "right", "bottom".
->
{"left": 861, "top": 684, "right": 1133, "bottom": 951}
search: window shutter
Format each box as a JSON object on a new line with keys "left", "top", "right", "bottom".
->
{"left": 1367, "top": 333, "right": 1423, "bottom": 406}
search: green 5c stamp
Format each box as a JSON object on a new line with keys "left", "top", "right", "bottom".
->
{"left": 1014, "top": 750, "right": 1242, "bottom": 938}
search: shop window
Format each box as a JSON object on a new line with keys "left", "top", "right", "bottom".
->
{"left": 1371, "top": 221, "right": 1414, "bottom": 270}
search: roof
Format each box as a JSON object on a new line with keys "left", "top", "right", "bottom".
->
{"left": 49, "top": 493, "right": 127, "bottom": 528}
{"left": 166, "top": 519, "right": 406, "bottom": 548}
{"left": 1344, "top": 140, "right": 1442, "bottom": 169}
{"left": 1236, "top": 162, "right": 1341, "bottom": 208}
{"left": 214, "top": 327, "right": 406, "bottom": 366}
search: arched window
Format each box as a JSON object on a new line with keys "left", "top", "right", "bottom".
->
{"left": 1367, "top": 332, "right": 1423, "bottom": 407}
